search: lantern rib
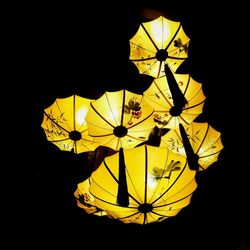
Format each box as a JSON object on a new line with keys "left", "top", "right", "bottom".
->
{"left": 89, "top": 190, "right": 123, "bottom": 207}
{"left": 88, "top": 131, "right": 114, "bottom": 137}
{"left": 120, "top": 89, "right": 126, "bottom": 126}
{"left": 105, "top": 93, "right": 119, "bottom": 127}
{"left": 48, "top": 138, "right": 69, "bottom": 143}
{"left": 90, "top": 177, "right": 118, "bottom": 201}
{"left": 160, "top": 176, "right": 196, "bottom": 203}
{"left": 143, "top": 213, "right": 147, "bottom": 224}
{"left": 125, "top": 134, "right": 146, "bottom": 142}
{"left": 115, "top": 138, "right": 121, "bottom": 151}
{"left": 199, "top": 148, "right": 222, "bottom": 158}
{"left": 150, "top": 210, "right": 171, "bottom": 218}
{"left": 185, "top": 85, "right": 204, "bottom": 104}
{"left": 197, "top": 131, "right": 222, "bottom": 156}
{"left": 157, "top": 60, "right": 163, "bottom": 79}
{"left": 125, "top": 165, "right": 145, "bottom": 204}
{"left": 102, "top": 159, "right": 142, "bottom": 205}
{"left": 147, "top": 211, "right": 162, "bottom": 222}
{"left": 127, "top": 110, "right": 154, "bottom": 129}
{"left": 154, "top": 191, "right": 194, "bottom": 208}
{"left": 78, "top": 128, "right": 88, "bottom": 133}
{"left": 183, "top": 75, "right": 191, "bottom": 95}
{"left": 55, "top": 99, "right": 73, "bottom": 131}
{"left": 90, "top": 177, "right": 139, "bottom": 207}
{"left": 115, "top": 211, "right": 141, "bottom": 220}
{"left": 130, "top": 40, "right": 156, "bottom": 54}
{"left": 167, "top": 40, "right": 189, "bottom": 60}
{"left": 141, "top": 60, "right": 158, "bottom": 76}
{"left": 144, "top": 146, "right": 149, "bottom": 204}
{"left": 151, "top": 161, "right": 188, "bottom": 205}
{"left": 43, "top": 111, "right": 70, "bottom": 133}
{"left": 141, "top": 23, "right": 159, "bottom": 51}
{"left": 130, "top": 56, "right": 156, "bottom": 62}
{"left": 154, "top": 79, "right": 174, "bottom": 106}
{"left": 89, "top": 102, "right": 115, "bottom": 128}
{"left": 182, "top": 99, "right": 206, "bottom": 111}
{"left": 195, "top": 123, "right": 210, "bottom": 154}
{"left": 173, "top": 115, "right": 191, "bottom": 126}
{"left": 167, "top": 55, "right": 187, "bottom": 60}
{"left": 74, "top": 140, "right": 77, "bottom": 154}
{"left": 165, "top": 23, "right": 182, "bottom": 51}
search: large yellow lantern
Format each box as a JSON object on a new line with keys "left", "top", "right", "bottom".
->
{"left": 74, "top": 145, "right": 197, "bottom": 224}
{"left": 85, "top": 89, "right": 155, "bottom": 151}
{"left": 143, "top": 73, "right": 206, "bottom": 129}
{"left": 160, "top": 122, "right": 224, "bottom": 170}
{"left": 129, "top": 15, "right": 190, "bottom": 78}
{"left": 41, "top": 95, "right": 99, "bottom": 154}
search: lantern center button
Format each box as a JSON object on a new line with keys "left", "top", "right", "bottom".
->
{"left": 138, "top": 203, "right": 153, "bottom": 213}
{"left": 69, "top": 130, "right": 82, "bottom": 141}
{"left": 113, "top": 125, "right": 128, "bottom": 138}
{"left": 156, "top": 49, "right": 168, "bottom": 61}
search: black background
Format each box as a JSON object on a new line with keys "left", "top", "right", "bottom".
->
{"left": 8, "top": 1, "right": 249, "bottom": 249}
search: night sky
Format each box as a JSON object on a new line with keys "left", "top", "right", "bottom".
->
{"left": 8, "top": 1, "right": 249, "bottom": 249}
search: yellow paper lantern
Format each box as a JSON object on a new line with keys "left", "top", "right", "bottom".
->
{"left": 75, "top": 145, "right": 197, "bottom": 224}
{"left": 143, "top": 73, "right": 206, "bottom": 129}
{"left": 129, "top": 15, "right": 190, "bottom": 78}
{"left": 85, "top": 89, "right": 155, "bottom": 151}
{"left": 160, "top": 122, "right": 224, "bottom": 170}
{"left": 41, "top": 95, "right": 99, "bottom": 154}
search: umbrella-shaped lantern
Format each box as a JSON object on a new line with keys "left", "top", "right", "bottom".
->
{"left": 85, "top": 89, "right": 155, "bottom": 151}
{"left": 75, "top": 144, "right": 197, "bottom": 225}
{"left": 160, "top": 122, "right": 224, "bottom": 171}
{"left": 129, "top": 15, "right": 190, "bottom": 78}
{"left": 143, "top": 73, "right": 206, "bottom": 129}
{"left": 41, "top": 94, "right": 100, "bottom": 154}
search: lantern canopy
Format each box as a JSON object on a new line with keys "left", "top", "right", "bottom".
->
{"left": 160, "top": 122, "right": 224, "bottom": 171}
{"left": 143, "top": 73, "right": 206, "bottom": 129}
{"left": 129, "top": 15, "right": 190, "bottom": 78}
{"left": 75, "top": 144, "right": 197, "bottom": 225}
{"left": 85, "top": 89, "right": 155, "bottom": 151}
{"left": 41, "top": 95, "right": 99, "bottom": 154}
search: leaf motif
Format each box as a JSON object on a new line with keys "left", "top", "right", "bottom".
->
{"left": 128, "top": 100, "right": 134, "bottom": 108}
{"left": 124, "top": 105, "right": 130, "bottom": 114}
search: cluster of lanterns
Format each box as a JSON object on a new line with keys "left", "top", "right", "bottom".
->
{"left": 41, "top": 16, "right": 223, "bottom": 224}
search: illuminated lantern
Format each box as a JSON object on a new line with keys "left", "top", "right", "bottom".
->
{"left": 75, "top": 145, "right": 197, "bottom": 224}
{"left": 85, "top": 89, "right": 155, "bottom": 151}
{"left": 129, "top": 15, "right": 190, "bottom": 78}
{"left": 160, "top": 122, "right": 224, "bottom": 170}
{"left": 143, "top": 73, "right": 206, "bottom": 129}
{"left": 41, "top": 95, "right": 99, "bottom": 154}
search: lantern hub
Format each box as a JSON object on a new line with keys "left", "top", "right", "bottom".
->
{"left": 138, "top": 203, "right": 153, "bottom": 213}
{"left": 156, "top": 49, "right": 168, "bottom": 61}
{"left": 113, "top": 125, "right": 128, "bottom": 138}
{"left": 170, "top": 105, "right": 182, "bottom": 116}
{"left": 69, "top": 130, "right": 82, "bottom": 141}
